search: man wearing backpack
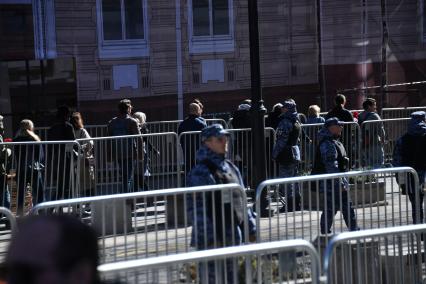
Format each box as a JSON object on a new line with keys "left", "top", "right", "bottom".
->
{"left": 107, "top": 99, "right": 141, "bottom": 193}
{"left": 187, "top": 124, "right": 256, "bottom": 283}
{"left": 393, "top": 111, "right": 426, "bottom": 224}
{"left": 272, "top": 100, "right": 302, "bottom": 212}
{"left": 312, "top": 118, "right": 359, "bottom": 234}
{"left": 358, "top": 98, "right": 385, "bottom": 168}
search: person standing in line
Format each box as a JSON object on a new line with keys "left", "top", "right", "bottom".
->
{"left": 358, "top": 98, "right": 385, "bottom": 169}
{"left": 107, "top": 99, "right": 141, "bottom": 193}
{"left": 47, "top": 106, "right": 76, "bottom": 201}
{"left": 325, "top": 94, "right": 354, "bottom": 122}
{"left": 70, "top": 112, "right": 95, "bottom": 196}
{"left": 393, "top": 111, "right": 426, "bottom": 224}
{"left": 178, "top": 103, "right": 207, "bottom": 184}
{"left": 306, "top": 105, "right": 325, "bottom": 124}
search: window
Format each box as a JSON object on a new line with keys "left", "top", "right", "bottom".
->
{"left": 189, "top": 0, "right": 234, "bottom": 53}
{"left": 96, "top": 0, "right": 149, "bottom": 59}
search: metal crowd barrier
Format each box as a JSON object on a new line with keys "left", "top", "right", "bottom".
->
{"left": 0, "top": 207, "right": 17, "bottom": 263}
{"left": 299, "top": 122, "right": 361, "bottom": 174}
{"left": 178, "top": 128, "right": 276, "bottom": 189}
{"left": 146, "top": 118, "right": 227, "bottom": 134}
{"left": 360, "top": 118, "right": 410, "bottom": 168}
{"left": 98, "top": 239, "right": 321, "bottom": 284}
{"left": 255, "top": 167, "right": 421, "bottom": 264}
{"left": 31, "top": 184, "right": 248, "bottom": 264}
{"left": 382, "top": 107, "right": 426, "bottom": 119}
{"left": 324, "top": 224, "right": 426, "bottom": 284}
{"left": 0, "top": 140, "right": 80, "bottom": 215}
{"left": 35, "top": 125, "right": 108, "bottom": 140}
{"left": 76, "top": 133, "right": 179, "bottom": 196}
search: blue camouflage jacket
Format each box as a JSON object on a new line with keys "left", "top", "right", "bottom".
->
{"left": 187, "top": 145, "right": 256, "bottom": 248}
{"left": 272, "top": 111, "right": 300, "bottom": 160}
{"left": 393, "top": 118, "right": 426, "bottom": 183}
{"left": 318, "top": 127, "right": 349, "bottom": 190}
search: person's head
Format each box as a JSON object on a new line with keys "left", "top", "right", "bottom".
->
{"left": 324, "top": 117, "right": 343, "bottom": 137}
{"left": 272, "top": 103, "right": 283, "bottom": 114}
{"left": 15, "top": 119, "right": 35, "bottom": 138}
{"left": 118, "top": 99, "right": 132, "bottom": 115}
{"left": 411, "top": 111, "right": 426, "bottom": 123}
{"left": 308, "top": 105, "right": 321, "bottom": 118}
{"left": 201, "top": 124, "right": 230, "bottom": 155}
{"left": 6, "top": 215, "right": 100, "bottom": 284}
{"left": 281, "top": 100, "right": 297, "bottom": 114}
{"left": 335, "top": 94, "right": 346, "bottom": 106}
{"left": 193, "top": 99, "right": 203, "bottom": 114}
{"left": 0, "top": 115, "right": 4, "bottom": 135}
{"left": 70, "top": 112, "right": 84, "bottom": 130}
{"left": 189, "top": 103, "right": 202, "bottom": 116}
{"left": 362, "top": 98, "right": 377, "bottom": 112}
{"left": 133, "top": 112, "right": 146, "bottom": 125}
{"left": 56, "top": 106, "right": 71, "bottom": 122}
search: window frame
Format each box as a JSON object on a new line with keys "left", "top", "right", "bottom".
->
{"left": 188, "top": 0, "right": 234, "bottom": 54}
{"left": 96, "top": 0, "right": 149, "bottom": 59}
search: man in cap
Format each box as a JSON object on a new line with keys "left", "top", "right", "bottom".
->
{"left": 187, "top": 124, "right": 256, "bottom": 283}
{"left": 0, "top": 115, "right": 10, "bottom": 210}
{"left": 312, "top": 117, "right": 358, "bottom": 234}
{"left": 393, "top": 111, "right": 426, "bottom": 224}
{"left": 272, "top": 100, "right": 302, "bottom": 212}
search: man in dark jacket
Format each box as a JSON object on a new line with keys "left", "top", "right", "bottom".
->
{"left": 0, "top": 115, "right": 10, "bottom": 209}
{"left": 107, "top": 99, "right": 141, "bottom": 193}
{"left": 393, "top": 111, "right": 426, "bottom": 224}
{"left": 325, "top": 94, "right": 354, "bottom": 122}
{"left": 312, "top": 118, "right": 359, "bottom": 234}
{"left": 47, "top": 106, "right": 76, "bottom": 200}
{"left": 178, "top": 103, "right": 207, "bottom": 182}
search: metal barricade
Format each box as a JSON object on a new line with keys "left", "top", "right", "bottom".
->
{"left": 360, "top": 118, "right": 410, "bottom": 168}
{"left": 98, "top": 239, "right": 321, "bottom": 284}
{"left": 255, "top": 167, "right": 421, "bottom": 263}
{"left": 0, "top": 140, "right": 80, "bottom": 215}
{"left": 146, "top": 119, "right": 227, "bottom": 134}
{"left": 382, "top": 107, "right": 426, "bottom": 119}
{"left": 76, "top": 132, "right": 179, "bottom": 196}
{"left": 31, "top": 184, "right": 248, "bottom": 264}
{"left": 0, "top": 207, "right": 17, "bottom": 263}
{"left": 299, "top": 122, "right": 361, "bottom": 174}
{"left": 85, "top": 124, "right": 108, "bottom": 138}
{"left": 178, "top": 128, "right": 275, "bottom": 189}
{"left": 324, "top": 224, "right": 426, "bottom": 284}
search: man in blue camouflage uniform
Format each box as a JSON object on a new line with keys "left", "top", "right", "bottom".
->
{"left": 312, "top": 118, "right": 358, "bottom": 234}
{"left": 393, "top": 111, "right": 426, "bottom": 224}
{"left": 272, "top": 100, "right": 302, "bottom": 211}
{"left": 187, "top": 124, "right": 256, "bottom": 283}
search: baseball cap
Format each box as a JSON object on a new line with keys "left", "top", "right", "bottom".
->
{"left": 201, "top": 124, "right": 230, "bottom": 142}
{"left": 324, "top": 117, "right": 343, "bottom": 128}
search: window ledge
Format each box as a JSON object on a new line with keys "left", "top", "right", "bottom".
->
{"left": 189, "top": 37, "right": 234, "bottom": 54}
{"left": 99, "top": 41, "right": 149, "bottom": 59}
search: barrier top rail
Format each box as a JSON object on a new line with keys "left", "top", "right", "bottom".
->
{"left": 255, "top": 167, "right": 419, "bottom": 234}
{"left": 0, "top": 207, "right": 17, "bottom": 234}
{"left": 98, "top": 239, "right": 321, "bottom": 283}
{"left": 323, "top": 223, "right": 426, "bottom": 281}
{"left": 31, "top": 183, "right": 245, "bottom": 213}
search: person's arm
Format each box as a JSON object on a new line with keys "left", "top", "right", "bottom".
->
{"left": 392, "top": 138, "right": 403, "bottom": 167}
{"left": 320, "top": 140, "right": 347, "bottom": 189}
{"left": 66, "top": 123, "right": 76, "bottom": 140}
